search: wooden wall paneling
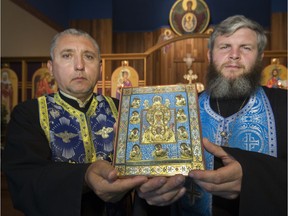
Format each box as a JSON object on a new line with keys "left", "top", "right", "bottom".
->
{"left": 126, "top": 33, "right": 145, "bottom": 53}
{"left": 152, "top": 51, "right": 162, "bottom": 85}
{"left": 112, "top": 31, "right": 154, "bottom": 81}
{"left": 113, "top": 31, "right": 154, "bottom": 54}
{"left": 143, "top": 31, "right": 154, "bottom": 85}
{"left": 172, "top": 38, "right": 187, "bottom": 85}
{"left": 271, "top": 12, "right": 287, "bottom": 51}
{"left": 91, "top": 19, "right": 113, "bottom": 54}
{"left": 144, "top": 32, "right": 155, "bottom": 51}
{"left": 172, "top": 38, "right": 209, "bottom": 85}
{"left": 166, "top": 44, "right": 176, "bottom": 85}
{"left": 150, "top": 29, "right": 164, "bottom": 85}
{"left": 270, "top": 12, "right": 287, "bottom": 66}
{"left": 147, "top": 33, "right": 211, "bottom": 85}
{"left": 154, "top": 27, "right": 177, "bottom": 85}
{"left": 157, "top": 43, "right": 175, "bottom": 85}
{"left": 146, "top": 55, "right": 153, "bottom": 86}
{"left": 70, "top": 19, "right": 113, "bottom": 53}
{"left": 70, "top": 20, "right": 93, "bottom": 35}
{"left": 197, "top": 38, "right": 209, "bottom": 86}
{"left": 112, "top": 32, "right": 127, "bottom": 53}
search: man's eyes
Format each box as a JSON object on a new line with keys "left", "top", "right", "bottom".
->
{"left": 62, "top": 53, "right": 72, "bottom": 58}
{"left": 84, "top": 54, "right": 95, "bottom": 60}
{"left": 219, "top": 45, "right": 229, "bottom": 49}
{"left": 242, "top": 46, "right": 252, "bottom": 51}
{"left": 60, "top": 53, "right": 96, "bottom": 60}
{"left": 218, "top": 45, "right": 253, "bottom": 51}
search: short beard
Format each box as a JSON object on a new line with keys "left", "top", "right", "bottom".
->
{"left": 206, "top": 58, "right": 263, "bottom": 99}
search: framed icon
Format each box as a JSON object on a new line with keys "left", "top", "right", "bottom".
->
{"left": 169, "top": 0, "right": 210, "bottom": 35}
{"left": 113, "top": 84, "right": 205, "bottom": 177}
{"left": 1, "top": 67, "right": 18, "bottom": 124}
{"left": 1, "top": 66, "right": 18, "bottom": 148}
{"left": 261, "top": 58, "right": 287, "bottom": 89}
{"left": 111, "top": 61, "right": 139, "bottom": 99}
{"left": 32, "top": 66, "right": 58, "bottom": 98}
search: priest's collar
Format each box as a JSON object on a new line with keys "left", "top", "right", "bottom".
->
{"left": 59, "top": 90, "right": 93, "bottom": 108}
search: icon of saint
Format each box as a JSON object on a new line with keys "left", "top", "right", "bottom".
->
{"left": 1, "top": 71, "right": 13, "bottom": 123}
{"left": 116, "top": 69, "right": 132, "bottom": 99}
{"left": 129, "top": 144, "right": 142, "bottom": 161}
{"left": 152, "top": 144, "right": 168, "bottom": 159}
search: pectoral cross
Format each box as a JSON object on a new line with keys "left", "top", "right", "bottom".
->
{"left": 187, "top": 181, "right": 201, "bottom": 204}
{"left": 220, "top": 131, "right": 230, "bottom": 147}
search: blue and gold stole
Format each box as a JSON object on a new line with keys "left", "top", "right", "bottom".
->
{"left": 180, "top": 87, "right": 277, "bottom": 215}
{"left": 38, "top": 92, "right": 118, "bottom": 163}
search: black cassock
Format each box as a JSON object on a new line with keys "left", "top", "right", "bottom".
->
{"left": 2, "top": 93, "right": 131, "bottom": 216}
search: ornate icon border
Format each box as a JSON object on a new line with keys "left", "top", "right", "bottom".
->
{"left": 113, "top": 84, "right": 205, "bottom": 177}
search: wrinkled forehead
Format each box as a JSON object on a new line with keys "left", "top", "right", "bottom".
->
{"left": 55, "top": 34, "right": 99, "bottom": 54}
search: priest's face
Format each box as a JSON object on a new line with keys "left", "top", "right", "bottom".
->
{"left": 47, "top": 34, "right": 101, "bottom": 101}
{"left": 206, "top": 28, "right": 263, "bottom": 98}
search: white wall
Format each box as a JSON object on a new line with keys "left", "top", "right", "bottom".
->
{"left": 1, "top": 0, "right": 58, "bottom": 57}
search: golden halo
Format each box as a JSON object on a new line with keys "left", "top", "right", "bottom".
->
{"left": 164, "top": 29, "right": 172, "bottom": 36}
{"left": 182, "top": 0, "right": 197, "bottom": 11}
{"left": 120, "top": 68, "right": 131, "bottom": 78}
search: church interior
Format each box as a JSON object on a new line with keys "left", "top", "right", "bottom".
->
{"left": 1, "top": 0, "right": 287, "bottom": 215}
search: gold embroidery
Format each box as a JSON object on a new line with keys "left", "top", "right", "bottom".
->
{"left": 39, "top": 93, "right": 118, "bottom": 163}
{"left": 103, "top": 96, "right": 118, "bottom": 120}
{"left": 54, "top": 131, "right": 78, "bottom": 143}
{"left": 55, "top": 93, "right": 96, "bottom": 163}
{"left": 95, "top": 126, "right": 114, "bottom": 139}
{"left": 38, "top": 96, "right": 51, "bottom": 145}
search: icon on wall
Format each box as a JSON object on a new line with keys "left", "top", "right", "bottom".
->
{"left": 157, "top": 29, "right": 174, "bottom": 54}
{"left": 1, "top": 65, "right": 18, "bottom": 124}
{"left": 32, "top": 64, "right": 58, "bottom": 98}
{"left": 169, "top": 0, "right": 210, "bottom": 35}
{"left": 261, "top": 58, "right": 287, "bottom": 89}
{"left": 111, "top": 61, "right": 139, "bottom": 99}
{"left": 1, "top": 64, "right": 18, "bottom": 148}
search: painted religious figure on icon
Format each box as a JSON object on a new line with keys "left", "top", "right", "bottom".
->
{"left": 261, "top": 58, "right": 287, "bottom": 89}
{"left": 32, "top": 65, "right": 58, "bottom": 98}
{"left": 1, "top": 66, "right": 18, "bottom": 124}
{"left": 169, "top": 0, "right": 210, "bottom": 35}
{"left": 111, "top": 61, "right": 139, "bottom": 99}
{"left": 1, "top": 65, "right": 18, "bottom": 148}
{"left": 141, "top": 96, "right": 176, "bottom": 144}
{"left": 157, "top": 29, "right": 174, "bottom": 54}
